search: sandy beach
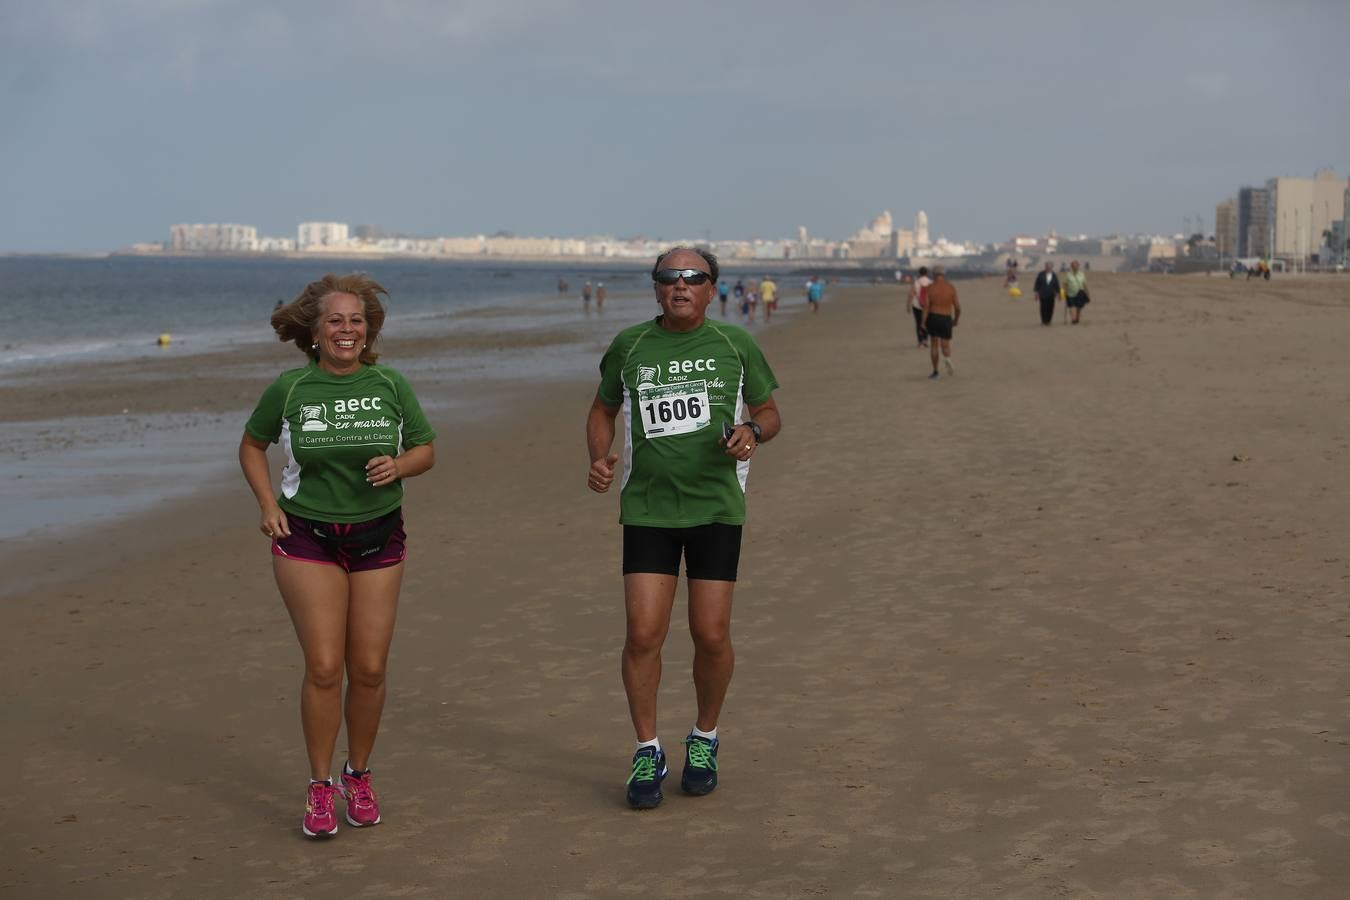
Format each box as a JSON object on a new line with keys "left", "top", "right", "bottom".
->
{"left": 6, "top": 273, "right": 1350, "bottom": 898}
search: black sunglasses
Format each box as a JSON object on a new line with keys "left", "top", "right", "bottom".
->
{"left": 653, "top": 268, "right": 713, "bottom": 286}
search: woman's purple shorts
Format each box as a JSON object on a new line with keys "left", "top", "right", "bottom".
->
{"left": 271, "top": 508, "right": 406, "bottom": 572}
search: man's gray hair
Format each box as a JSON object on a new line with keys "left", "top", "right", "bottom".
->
{"left": 652, "top": 246, "right": 720, "bottom": 284}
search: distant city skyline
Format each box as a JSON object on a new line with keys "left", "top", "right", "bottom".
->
{"left": 3, "top": 2, "right": 1348, "bottom": 253}
{"left": 152, "top": 209, "right": 1208, "bottom": 270}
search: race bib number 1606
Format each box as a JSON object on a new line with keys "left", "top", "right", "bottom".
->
{"left": 638, "top": 380, "right": 712, "bottom": 437}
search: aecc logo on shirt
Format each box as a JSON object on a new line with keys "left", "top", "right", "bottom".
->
{"left": 334, "top": 397, "right": 383, "bottom": 413}
{"left": 669, "top": 358, "right": 717, "bottom": 374}
{"left": 663, "top": 358, "right": 720, "bottom": 385}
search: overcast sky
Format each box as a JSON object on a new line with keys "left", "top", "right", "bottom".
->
{"left": 3, "top": 0, "right": 1348, "bottom": 252}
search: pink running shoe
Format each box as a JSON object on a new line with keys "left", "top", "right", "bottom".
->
{"left": 302, "top": 781, "right": 340, "bottom": 839}
{"left": 339, "top": 770, "right": 382, "bottom": 827}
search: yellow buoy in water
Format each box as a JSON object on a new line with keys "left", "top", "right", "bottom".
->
{"left": 157, "top": 333, "right": 172, "bottom": 346}
{"left": 1008, "top": 286, "right": 1022, "bottom": 298}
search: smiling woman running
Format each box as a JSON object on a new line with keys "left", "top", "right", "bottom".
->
{"left": 238, "top": 274, "right": 436, "bottom": 839}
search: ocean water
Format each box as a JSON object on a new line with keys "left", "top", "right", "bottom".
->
{"left": 0, "top": 255, "right": 787, "bottom": 552}
{"left": 0, "top": 255, "right": 657, "bottom": 369}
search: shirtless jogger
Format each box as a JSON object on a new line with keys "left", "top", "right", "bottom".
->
{"left": 920, "top": 265, "right": 960, "bottom": 379}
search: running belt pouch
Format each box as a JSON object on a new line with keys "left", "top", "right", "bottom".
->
{"left": 312, "top": 514, "right": 401, "bottom": 558}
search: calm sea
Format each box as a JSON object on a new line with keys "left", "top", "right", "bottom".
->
{"left": 0, "top": 255, "right": 658, "bottom": 369}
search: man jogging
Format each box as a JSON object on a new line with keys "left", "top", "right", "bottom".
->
{"left": 586, "top": 246, "right": 782, "bottom": 810}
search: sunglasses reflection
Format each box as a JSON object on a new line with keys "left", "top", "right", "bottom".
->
{"left": 653, "top": 268, "right": 712, "bottom": 286}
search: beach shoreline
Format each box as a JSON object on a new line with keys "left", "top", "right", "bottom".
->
{"left": 0, "top": 277, "right": 789, "bottom": 546}
{"left": 8, "top": 274, "right": 1350, "bottom": 897}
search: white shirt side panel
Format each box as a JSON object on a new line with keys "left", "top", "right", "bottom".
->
{"left": 705, "top": 324, "right": 753, "bottom": 495}
{"left": 734, "top": 370, "right": 750, "bottom": 492}
{"left": 620, "top": 381, "right": 634, "bottom": 491}
{"left": 277, "top": 369, "right": 314, "bottom": 500}
{"left": 617, "top": 330, "right": 653, "bottom": 493}
{"left": 279, "top": 419, "right": 301, "bottom": 499}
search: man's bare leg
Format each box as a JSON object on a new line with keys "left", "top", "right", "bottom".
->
{"left": 687, "top": 579, "right": 735, "bottom": 732}
{"left": 622, "top": 573, "right": 678, "bottom": 741}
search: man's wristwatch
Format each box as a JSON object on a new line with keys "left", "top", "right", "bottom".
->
{"left": 746, "top": 420, "right": 763, "bottom": 444}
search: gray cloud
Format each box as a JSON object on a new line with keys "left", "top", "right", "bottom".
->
{"left": 2, "top": 0, "right": 1348, "bottom": 251}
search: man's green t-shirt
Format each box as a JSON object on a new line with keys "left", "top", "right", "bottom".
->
{"left": 244, "top": 362, "right": 436, "bottom": 523}
{"left": 597, "top": 317, "right": 779, "bottom": 527}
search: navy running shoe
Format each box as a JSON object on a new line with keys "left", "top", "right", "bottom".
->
{"left": 626, "top": 746, "right": 667, "bottom": 809}
{"left": 680, "top": 733, "right": 719, "bottom": 796}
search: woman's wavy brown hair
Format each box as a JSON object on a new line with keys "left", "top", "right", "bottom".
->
{"left": 271, "top": 273, "right": 387, "bottom": 365}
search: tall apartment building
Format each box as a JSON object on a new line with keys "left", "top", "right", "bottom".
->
{"left": 1236, "top": 187, "right": 1270, "bottom": 258}
{"left": 1267, "top": 169, "right": 1348, "bottom": 259}
{"left": 169, "top": 223, "right": 258, "bottom": 252}
{"left": 1215, "top": 198, "right": 1236, "bottom": 258}
{"left": 1343, "top": 185, "right": 1350, "bottom": 261}
{"left": 1328, "top": 185, "right": 1350, "bottom": 263}
{"left": 298, "top": 222, "right": 350, "bottom": 249}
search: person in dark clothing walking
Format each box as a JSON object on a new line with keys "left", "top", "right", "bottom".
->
{"left": 1033, "top": 262, "right": 1060, "bottom": 326}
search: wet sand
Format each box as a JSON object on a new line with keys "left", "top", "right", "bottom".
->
{"left": 6, "top": 274, "right": 1350, "bottom": 898}
{"left": 0, "top": 293, "right": 650, "bottom": 545}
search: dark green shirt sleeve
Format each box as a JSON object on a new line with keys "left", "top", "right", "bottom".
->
{"left": 244, "top": 376, "right": 287, "bottom": 443}
{"left": 597, "top": 334, "right": 627, "bottom": 406}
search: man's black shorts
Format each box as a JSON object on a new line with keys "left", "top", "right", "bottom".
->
{"left": 925, "top": 313, "right": 954, "bottom": 340}
{"left": 623, "top": 523, "right": 743, "bottom": 582}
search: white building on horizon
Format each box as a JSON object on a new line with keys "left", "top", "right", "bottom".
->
{"left": 255, "top": 236, "right": 296, "bottom": 253}
{"left": 846, "top": 211, "right": 895, "bottom": 258}
{"left": 913, "top": 234, "right": 980, "bottom": 258}
{"left": 890, "top": 229, "right": 916, "bottom": 257}
{"left": 169, "top": 223, "right": 258, "bottom": 253}
{"left": 298, "top": 222, "right": 350, "bottom": 250}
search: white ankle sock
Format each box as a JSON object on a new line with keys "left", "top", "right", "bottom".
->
{"left": 691, "top": 726, "right": 718, "bottom": 741}
{"left": 636, "top": 737, "right": 662, "bottom": 753}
